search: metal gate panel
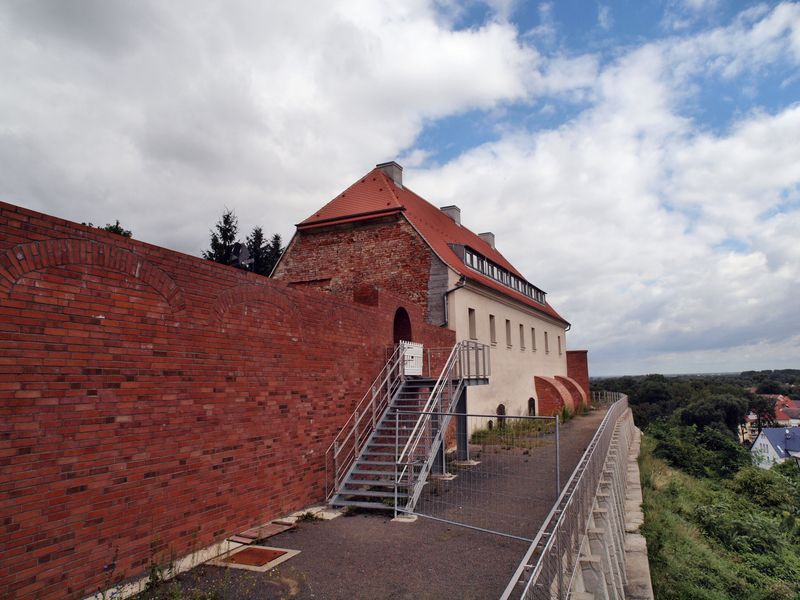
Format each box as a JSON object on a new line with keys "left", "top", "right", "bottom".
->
{"left": 400, "top": 340, "right": 423, "bottom": 376}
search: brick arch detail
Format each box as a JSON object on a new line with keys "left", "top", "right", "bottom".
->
{"left": 0, "top": 238, "right": 186, "bottom": 313}
{"left": 210, "top": 283, "right": 305, "bottom": 339}
{"left": 555, "top": 375, "right": 588, "bottom": 410}
{"left": 534, "top": 375, "right": 574, "bottom": 416}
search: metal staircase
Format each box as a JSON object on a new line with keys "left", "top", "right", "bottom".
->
{"left": 325, "top": 340, "right": 490, "bottom": 512}
{"left": 329, "top": 378, "right": 436, "bottom": 509}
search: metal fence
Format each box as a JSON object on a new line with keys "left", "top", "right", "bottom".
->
{"left": 501, "top": 394, "right": 629, "bottom": 600}
{"left": 395, "top": 412, "right": 560, "bottom": 542}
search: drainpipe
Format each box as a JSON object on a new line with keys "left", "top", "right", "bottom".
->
{"left": 441, "top": 275, "right": 466, "bottom": 328}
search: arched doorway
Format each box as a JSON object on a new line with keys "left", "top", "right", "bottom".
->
{"left": 393, "top": 307, "right": 412, "bottom": 344}
{"left": 496, "top": 403, "right": 506, "bottom": 429}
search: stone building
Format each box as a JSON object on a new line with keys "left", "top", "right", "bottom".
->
{"left": 273, "top": 161, "right": 589, "bottom": 416}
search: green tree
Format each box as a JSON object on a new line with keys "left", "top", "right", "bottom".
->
{"left": 245, "top": 228, "right": 283, "bottom": 276}
{"left": 245, "top": 226, "right": 268, "bottom": 276}
{"left": 203, "top": 209, "right": 239, "bottom": 265}
{"left": 756, "top": 380, "right": 785, "bottom": 395}
{"left": 265, "top": 233, "right": 283, "bottom": 274}
{"left": 749, "top": 394, "right": 777, "bottom": 436}
{"left": 679, "top": 394, "right": 748, "bottom": 436}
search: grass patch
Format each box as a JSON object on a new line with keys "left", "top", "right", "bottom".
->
{"left": 295, "top": 511, "right": 320, "bottom": 523}
{"left": 469, "top": 417, "right": 556, "bottom": 446}
{"left": 639, "top": 435, "right": 800, "bottom": 600}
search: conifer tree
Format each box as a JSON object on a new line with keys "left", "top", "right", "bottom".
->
{"left": 245, "top": 226, "right": 268, "bottom": 276}
{"left": 203, "top": 209, "right": 238, "bottom": 264}
{"left": 265, "top": 233, "right": 283, "bottom": 275}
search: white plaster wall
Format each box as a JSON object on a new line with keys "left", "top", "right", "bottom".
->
{"left": 751, "top": 432, "right": 782, "bottom": 468}
{"left": 446, "top": 274, "right": 568, "bottom": 416}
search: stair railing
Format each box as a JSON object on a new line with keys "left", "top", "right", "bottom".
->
{"left": 325, "top": 344, "right": 407, "bottom": 501}
{"left": 395, "top": 340, "right": 490, "bottom": 513}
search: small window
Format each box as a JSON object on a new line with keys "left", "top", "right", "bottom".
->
{"left": 468, "top": 308, "right": 477, "bottom": 340}
{"left": 558, "top": 335, "right": 562, "bottom": 355}
{"left": 528, "top": 398, "right": 536, "bottom": 416}
{"left": 531, "top": 327, "right": 537, "bottom": 352}
{"left": 519, "top": 324, "right": 525, "bottom": 349}
{"left": 489, "top": 314, "right": 497, "bottom": 345}
{"left": 544, "top": 331, "right": 550, "bottom": 354}
{"left": 505, "top": 319, "right": 512, "bottom": 347}
{"left": 497, "top": 403, "right": 506, "bottom": 429}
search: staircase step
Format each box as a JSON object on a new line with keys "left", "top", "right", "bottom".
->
{"left": 344, "top": 478, "right": 397, "bottom": 488}
{"left": 338, "top": 488, "right": 408, "bottom": 498}
{"left": 352, "top": 468, "right": 396, "bottom": 476}
{"left": 329, "top": 499, "right": 394, "bottom": 511}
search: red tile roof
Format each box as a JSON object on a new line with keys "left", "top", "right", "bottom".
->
{"left": 299, "top": 167, "right": 568, "bottom": 324}
{"left": 774, "top": 395, "right": 800, "bottom": 422}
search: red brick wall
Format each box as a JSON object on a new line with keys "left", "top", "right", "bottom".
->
{"left": 566, "top": 350, "right": 590, "bottom": 405}
{"left": 273, "top": 216, "right": 434, "bottom": 314}
{"left": 0, "top": 201, "right": 454, "bottom": 600}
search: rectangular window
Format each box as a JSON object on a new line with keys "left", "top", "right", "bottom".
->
{"left": 519, "top": 324, "right": 525, "bottom": 349}
{"left": 531, "top": 327, "right": 536, "bottom": 351}
{"left": 558, "top": 335, "right": 562, "bottom": 355}
{"left": 489, "top": 314, "right": 497, "bottom": 345}
{"left": 544, "top": 331, "right": 550, "bottom": 354}
{"left": 505, "top": 319, "right": 512, "bottom": 347}
{"left": 468, "top": 308, "right": 477, "bottom": 340}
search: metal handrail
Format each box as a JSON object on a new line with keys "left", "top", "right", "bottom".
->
{"left": 395, "top": 340, "right": 490, "bottom": 512}
{"left": 324, "top": 344, "right": 407, "bottom": 501}
{"left": 500, "top": 393, "right": 629, "bottom": 599}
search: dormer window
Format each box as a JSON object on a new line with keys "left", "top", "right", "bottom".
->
{"left": 463, "top": 247, "right": 546, "bottom": 304}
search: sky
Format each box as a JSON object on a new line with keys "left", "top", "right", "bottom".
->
{"left": 1, "top": 1, "right": 799, "bottom": 376}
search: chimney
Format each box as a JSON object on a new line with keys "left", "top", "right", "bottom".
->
{"left": 440, "top": 205, "right": 461, "bottom": 225}
{"left": 479, "top": 232, "right": 495, "bottom": 249}
{"left": 376, "top": 161, "right": 403, "bottom": 189}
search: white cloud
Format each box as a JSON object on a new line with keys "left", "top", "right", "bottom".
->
{"left": 0, "top": 0, "right": 537, "bottom": 253}
{"left": 523, "top": 2, "right": 557, "bottom": 47}
{"left": 410, "top": 3, "right": 800, "bottom": 375}
{"left": 598, "top": 4, "right": 613, "bottom": 31}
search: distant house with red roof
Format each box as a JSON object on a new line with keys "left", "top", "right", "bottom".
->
{"left": 273, "top": 162, "right": 589, "bottom": 416}
{"left": 772, "top": 395, "right": 800, "bottom": 427}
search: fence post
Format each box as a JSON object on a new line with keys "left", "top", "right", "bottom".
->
{"left": 556, "top": 414, "right": 563, "bottom": 599}
{"left": 333, "top": 440, "right": 340, "bottom": 490}
{"left": 455, "top": 389, "right": 468, "bottom": 461}
{"left": 394, "top": 410, "right": 399, "bottom": 518}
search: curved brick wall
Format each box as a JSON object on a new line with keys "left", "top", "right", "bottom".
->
{"left": 556, "top": 375, "right": 588, "bottom": 410}
{"left": 533, "top": 375, "right": 573, "bottom": 415}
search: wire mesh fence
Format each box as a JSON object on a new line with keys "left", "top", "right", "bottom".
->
{"left": 395, "top": 411, "right": 560, "bottom": 541}
{"left": 501, "top": 394, "right": 629, "bottom": 600}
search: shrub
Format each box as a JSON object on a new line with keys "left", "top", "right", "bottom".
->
{"left": 729, "top": 467, "right": 798, "bottom": 510}
{"left": 648, "top": 422, "right": 750, "bottom": 479}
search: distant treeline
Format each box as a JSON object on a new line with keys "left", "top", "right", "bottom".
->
{"left": 593, "top": 369, "right": 799, "bottom": 430}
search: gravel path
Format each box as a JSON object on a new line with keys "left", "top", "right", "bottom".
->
{"left": 156, "top": 407, "right": 608, "bottom": 600}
